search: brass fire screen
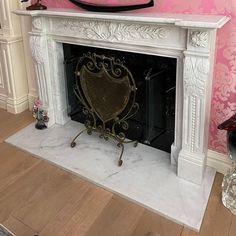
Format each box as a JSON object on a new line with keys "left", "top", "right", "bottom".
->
{"left": 70, "top": 53, "right": 139, "bottom": 166}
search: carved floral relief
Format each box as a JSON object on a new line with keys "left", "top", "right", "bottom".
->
{"left": 183, "top": 57, "right": 208, "bottom": 97}
{"left": 29, "top": 36, "right": 45, "bottom": 63}
{"left": 41, "top": 0, "right": 236, "bottom": 154}
{"left": 189, "top": 31, "right": 209, "bottom": 48}
{"left": 52, "top": 18, "right": 168, "bottom": 42}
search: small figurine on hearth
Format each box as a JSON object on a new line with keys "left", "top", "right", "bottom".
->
{"left": 32, "top": 99, "right": 49, "bottom": 130}
{"left": 20, "top": 0, "right": 47, "bottom": 10}
{"left": 218, "top": 113, "right": 236, "bottom": 215}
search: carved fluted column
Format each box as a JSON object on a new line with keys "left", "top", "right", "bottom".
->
{"left": 29, "top": 19, "right": 55, "bottom": 126}
{"left": 178, "top": 30, "right": 215, "bottom": 184}
{"left": 47, "top": 39, "right": 70, "bottom": 125}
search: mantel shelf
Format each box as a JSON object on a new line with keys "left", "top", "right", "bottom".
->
{"left": 14, "top": 8, "right": 230, "bottom": 29}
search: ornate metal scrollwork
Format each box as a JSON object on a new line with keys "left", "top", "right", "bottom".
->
{"left": 70, "top": 53, "right": 139, "bottom": 166}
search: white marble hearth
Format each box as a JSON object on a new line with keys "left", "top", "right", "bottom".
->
{"left": 6, "top": 121, "right": 215, "bottom": 231}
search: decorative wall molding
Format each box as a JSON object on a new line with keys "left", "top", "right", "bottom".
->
{"left": 0, "top": 36, "right": 23, "bottom": 44}
{"left": 7, "top": 94, "right": 29, "bottom": 113}
{"left": 0, "top": 0, "right": 11, "bottom": 35}
{"left": 0, "top": 0, "right": 29, "bottom": 114}
{"left": 0, "top": 94, "right": 29, "bottom": 114}
{"left": 20, "top": 13, "right": 39, "bottom": 112}
{"left": 1, "top": 45, "right": 14, "bottom": 96}
{"left": 0, "top": 61, "right": 4, "bottom": 89}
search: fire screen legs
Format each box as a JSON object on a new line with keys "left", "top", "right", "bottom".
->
{"left": 70, "top": 53, "right": 139, "bottom": 166}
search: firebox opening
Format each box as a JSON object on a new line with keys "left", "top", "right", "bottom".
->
{"left": 63, "top": 43, "right": 177, "bottom": 153}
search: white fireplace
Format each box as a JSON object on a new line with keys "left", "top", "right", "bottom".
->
{"left": 15, "top": 9, "right": 229, "bottom": 184}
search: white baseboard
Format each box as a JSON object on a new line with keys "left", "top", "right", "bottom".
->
{"left": 207, "top": 149, "right": 232, "bottom": 174}
{"left": 7, "top": 95, "right": 29, "bottom": 113}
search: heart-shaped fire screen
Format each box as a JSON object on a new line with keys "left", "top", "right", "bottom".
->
{"left": 71, "top": 53, "right": 139, "bottom": 166}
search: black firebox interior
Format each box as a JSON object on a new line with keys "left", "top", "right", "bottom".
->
{"left": 63, "top": 44, "right": 177, "bottom": 153}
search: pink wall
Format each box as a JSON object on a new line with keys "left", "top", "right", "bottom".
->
{"left": 41, "top": 0, "right": 236, "bottom": 154}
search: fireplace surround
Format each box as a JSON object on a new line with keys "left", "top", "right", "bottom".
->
{"left": 15, "top": 9, "right": 230, "bottom": 184}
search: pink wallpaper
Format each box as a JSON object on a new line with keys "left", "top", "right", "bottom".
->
{"left": 40, "top": 0, "right": 236, "bottom": 154}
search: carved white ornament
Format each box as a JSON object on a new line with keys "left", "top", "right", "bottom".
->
{"left": 189, "top": 31, "right": 209, "bottom": 48}
{"left": 52, "top": 19, "right": 169, "bottom": 42}
{"left": 32, "top": 17, "right": 42, "bottom": 31}
{"left": 29, "top": 36, "right": 45, "bottom": 64}
{"left": 184, "top": 56, "right": 209, "bottom": 97}
{"left": 190, "top": 95, "right": 197, "bottom": 152}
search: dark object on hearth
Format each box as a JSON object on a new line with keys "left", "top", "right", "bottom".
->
{"left": 21, "top": 0, "right": 47, "bottom": 10}
{"left": 218, "top": 113, "right": 236, "bottom": 161}
{"left": 35, "top": 119, "right": 47, "bottom": 130}
{"left": 70, "top": 53, "right": 139, "bottom": 166}
{"left": 68, "top": 0, "right": 154, "bottom": 12}
{"left": 218, "top": 113, "right": 236, "bottom": 215}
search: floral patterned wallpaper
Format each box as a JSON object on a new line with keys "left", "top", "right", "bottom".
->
{"left": 40, "top": 0, "right": 236, "bottom": 154}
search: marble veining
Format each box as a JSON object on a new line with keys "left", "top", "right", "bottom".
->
{"left": 6, "top": 121, "right": 215, "bottom": 231}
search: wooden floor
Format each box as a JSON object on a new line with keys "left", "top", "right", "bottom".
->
{"left": 0, "top": 109, "right": 235, "bottom": 236}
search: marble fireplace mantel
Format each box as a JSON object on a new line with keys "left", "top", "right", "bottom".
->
{"left": 15, "top": 9, "right": 230, "bottom": 184}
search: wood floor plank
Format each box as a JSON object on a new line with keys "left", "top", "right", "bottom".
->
{"left": 2, "top": 215, "right": 36, "bottom": 236}
{"left": 11, "top": 162, "right": 84, "bottom": 232}
{"left": 0, "top": 143, "right": 40, "bottom": 193}
{"left": 84, "top": 196, "right": 144, "bottom": 236}
{"left": 0, "top": 161, "right": 76, "bottom": 228}
{"left": 182, "top": 174, "right": 232, "bottom": 236}
{"left": 131, "top": 210, "right": 183, "bottom": 236}
{"left": 0, "top": 109, "right": 33, "bottom": 141}
{"left": 181, "top": 228, "right": 198, "bottom": 236}
{"left": 0, "top": 109, "right": 235, "bottom": 236}
{"left": 229, "top": 214, "right": 236, "bottom": 236}
{"left": 0, "top": 108, "right": 8, "bottom": 119}
{"left": 39, "top": 181, "right": 92, "bottom": 236}
{"left": 200, "top": 174, "right": 232, "bottom": 236}
{"left": 40, "top": 184, "right": 113, "bottom": 236}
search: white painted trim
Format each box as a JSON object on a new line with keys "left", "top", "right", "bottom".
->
{"left": 0, "top": 93, "right": 29, "bottom": 113}
{"left": 0, "top": 36, "right": 23, "bottom": 44}
{"left": 0, "top": 1, "right": 29, "bottom": 114}
{"left": 6, "top": 94, "right": 29, "bottom": 113}
{"left": 207, "top": 149, "right": 232, "bottom": 174}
